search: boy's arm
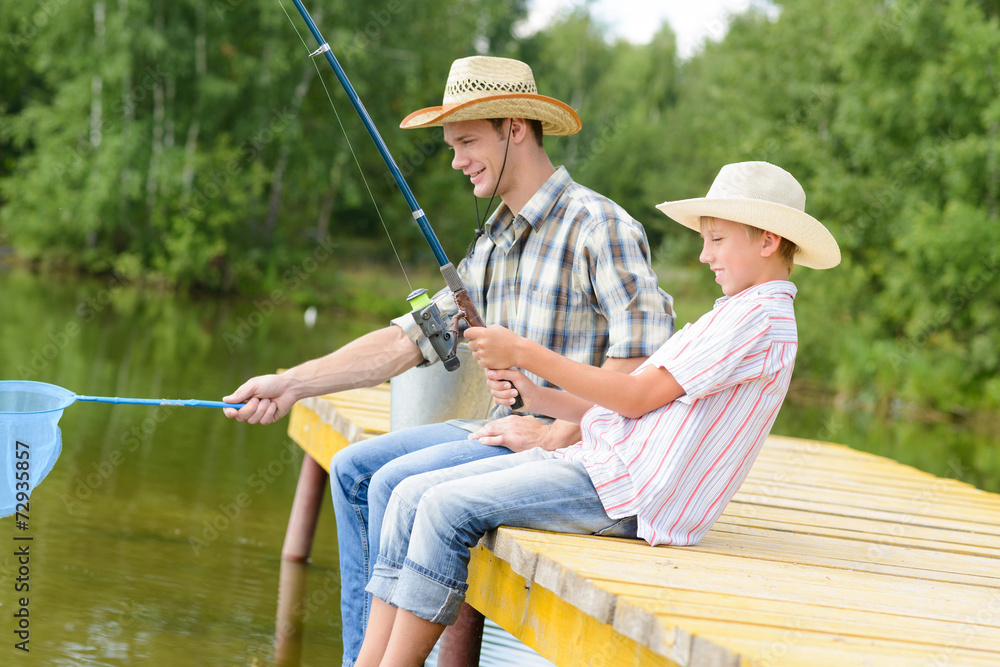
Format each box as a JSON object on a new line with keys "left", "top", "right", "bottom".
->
{"left": 486, "top": 369, "right": 597, "bottom": 422}
{"left": 466, "top": 326, "right": 683, "bottom": 419}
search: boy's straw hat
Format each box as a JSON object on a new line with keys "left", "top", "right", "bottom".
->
{"left": 656, "top": 161, "right": 841, "bottom": 269}
{"left": 400, "top": 56, "right": 581, "bottom": 136}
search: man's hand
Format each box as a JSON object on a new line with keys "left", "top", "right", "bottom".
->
{"left": 223, "top": 374, "right": 298, "bottom": 425}
{"left": 468, "top": 415, "right": 582, "bottom": 452}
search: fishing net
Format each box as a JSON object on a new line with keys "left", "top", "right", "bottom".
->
{"left": 0, "top": 381, "right": 74, "bottom": 517}
{"left": 0, "top": 380, "right": 245, "bottom": 517}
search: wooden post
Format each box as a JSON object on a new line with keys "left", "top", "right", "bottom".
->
{"left": 436, "top": 603, "right": 485, "bottom": 667}
{"left": 281, "top": 455, "right": 329, "bottom": 562}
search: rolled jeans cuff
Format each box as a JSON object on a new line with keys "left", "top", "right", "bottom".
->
{"left": 366, "top": 555, "right": 467, "bottom": 626}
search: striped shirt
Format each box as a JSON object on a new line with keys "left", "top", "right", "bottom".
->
{"left": 395, "top": 166, "right": 674, "bottom": 423}
{"left": 556, "top": 281, "right": 798, "bottom": 546}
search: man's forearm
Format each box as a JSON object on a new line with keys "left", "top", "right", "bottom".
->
{"left": 282, "top": 325, "right": 424, "bottom": 400}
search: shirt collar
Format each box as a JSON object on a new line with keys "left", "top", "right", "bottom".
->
{"left": 714, "top": 280, "right": 798, "bottom": 308}
{"left": 485, "top": 166, "right": 572, "bottom": 240}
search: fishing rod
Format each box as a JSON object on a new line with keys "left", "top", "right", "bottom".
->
{"left": 288, "top": 0, "right": 524, "bottom": 410}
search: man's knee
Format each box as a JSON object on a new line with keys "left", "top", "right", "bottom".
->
{"left": 329, "top": 447, "right": 356, "bottom": 488}
{"left": 368, "top": 466, "right": 396, "bottom": 512}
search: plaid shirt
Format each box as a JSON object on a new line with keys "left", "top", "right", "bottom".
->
{"left": 395, "top": 166, "right": 674, "bottom": 424}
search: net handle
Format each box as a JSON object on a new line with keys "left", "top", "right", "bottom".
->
{"left": 74, "top": 396, "right": 246, "bottom": 409}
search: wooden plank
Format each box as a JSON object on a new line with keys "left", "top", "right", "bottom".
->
{"left": 499, "top": 532, "right": 1000, "bottom": 625}
{"left": 717, "top": 503, "right": 1000, "bottom": 556}
{"left": 465, "top": 543, "right": 681, "bottom": 667}
{"left": 286, "top": 388, "right": 391, "bottom": 472}
{"left": 286, "top": 390, "right": 1000, "bottom": 667}
{"left": 693, "top": 527, "right": 1000, "bottom": 587}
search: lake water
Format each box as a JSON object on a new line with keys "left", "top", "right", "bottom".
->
{"left": 1, "top": 265, "right": 996, "bottom": 666}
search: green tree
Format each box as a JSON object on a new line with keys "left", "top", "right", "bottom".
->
{"left": 0, "top": 0, "right": 527, "bottom": 289}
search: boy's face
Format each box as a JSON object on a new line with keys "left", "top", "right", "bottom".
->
{"left": 444, "top": 119, "right": 511, "bottom": 199}
{"left": 699, "top": 217, "right": 775, "bottom": 296}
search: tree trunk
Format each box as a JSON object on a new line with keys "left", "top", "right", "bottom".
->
{"left": 183, "top": 9, "right": 206, "bottom": 196}
{"left": 90, "top": 2, "right": 105, "bottom": 149}
{"left": 146, "top": 7, "right": 165, "bottom": 215}
{"left": 118, "top": 0, "right": 131, "bottom": 222}
{"left": 262, "top": 63, "right": 315, "bottom": 239}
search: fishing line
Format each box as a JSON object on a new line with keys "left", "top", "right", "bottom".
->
{"left": 277, "top": 0, "right": 412, "bottom": 293}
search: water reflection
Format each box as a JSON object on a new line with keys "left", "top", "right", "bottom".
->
{"left": 1, "top": 267, "right": 347, "bottom": 665}
{"left": 275, "top": 560, "right": 309, "bottom": 667}
{"left": 1, "top": 266, "right": 997, "bottom": 666}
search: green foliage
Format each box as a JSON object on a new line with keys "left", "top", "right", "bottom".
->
{"left": 0, "top": 0, "right": 527, "bottom": 288}
{"left": 3, "top": 0, "right": 1000, "bottom": 415}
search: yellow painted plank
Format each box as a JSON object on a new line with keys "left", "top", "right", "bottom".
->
{"left": 479, "top": 528, "right": 1000, "bottom": 665}
{"left": 608, "top": 586, "right": 1000, "bottom": 650}
{"left": 286, "top": 387, "right": 392, "bottom": 471}
{"left": 628, "top": 604, "right": 1000, "bottom": 667}
{"left": 465, "top": 544, "right": 684, "bottom": 667}
{"left": 286, "top": 390, "right": 1000, "bottom": 667}
{"left": 287, "top": 399, "right": 348, "bottom": 473}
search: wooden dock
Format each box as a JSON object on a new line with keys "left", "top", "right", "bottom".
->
{"left": 283, "top": 385, "right": 1000, "bottom": 667}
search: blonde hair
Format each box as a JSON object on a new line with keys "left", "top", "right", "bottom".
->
{"left": 700, "top": 216, "right": 799, "bottom": 272}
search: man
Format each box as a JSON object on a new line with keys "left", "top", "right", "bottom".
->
{"left": 224, "top": 56, "right": 674, "bottom": 666}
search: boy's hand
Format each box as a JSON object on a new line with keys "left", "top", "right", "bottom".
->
{"left": 485, "top": 368, "right": 535, "bottom": 410}
{"left": 464, "top": 324, "right": 523, "bottom": 369}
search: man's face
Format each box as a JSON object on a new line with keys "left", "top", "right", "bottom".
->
{"left": 443, "top": 119, "right": 510, "bottom": 199}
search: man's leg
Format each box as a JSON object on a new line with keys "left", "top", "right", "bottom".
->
{"left": 329, "top": 422, "right": 470, "bottom": 667}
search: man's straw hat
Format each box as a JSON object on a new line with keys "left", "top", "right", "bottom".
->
{"left": 656, "top": 161, "right": 841, "bottom": 269}
{"left": 400, "top": 56, "right": 581, "bottom": 136}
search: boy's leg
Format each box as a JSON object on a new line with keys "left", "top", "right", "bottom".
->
{"left": 371, "top": 450, "right": 627, "bottom": 626}
{"left": 381, "top": 609, "right": 446, "bottom": 667}
{"left": 365, "top": 439, "right": 510, "bottom": 623}
{"left": 356, "top": 598, "right": 444, "bottom": 667}
{"left": 329, "top": 422, "right": 471, "bottom": 667}
{"left": 354, "top": 597, "right": 396, "bottom": 667}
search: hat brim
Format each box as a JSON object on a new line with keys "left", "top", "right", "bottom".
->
{"left": 656, "top": 197, "right": 841, "bottom": 270}
{"left": 400, "top": 93, "right": 582, "bottom": 136}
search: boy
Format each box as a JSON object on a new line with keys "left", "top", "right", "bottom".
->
{"left": 355, "top": 161, "right": 840, "bottom": 666}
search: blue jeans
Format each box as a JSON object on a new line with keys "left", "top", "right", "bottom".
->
{"left": 366, "top": 448, "right": 638, "bottom": 625}
{"left": 329, "top": 422, "right": 510, "bottom": 667}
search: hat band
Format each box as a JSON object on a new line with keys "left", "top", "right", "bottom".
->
{"left": 444, "top": 77, "right": 538, "bottom": 101}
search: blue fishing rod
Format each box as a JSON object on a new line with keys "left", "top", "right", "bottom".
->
{"left": 288, "top": 0, "right": 524, "bottom": 409}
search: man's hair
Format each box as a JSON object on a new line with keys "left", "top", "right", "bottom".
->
{"left": 700, "top": 216, "right": 799, "bottom": 272}
{"left": 488, "top": 118, "right": 544, "bottom": 148}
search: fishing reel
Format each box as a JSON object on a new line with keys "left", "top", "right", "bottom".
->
{"left": 407, "top": 289, "right": 461, "bottom": 372}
